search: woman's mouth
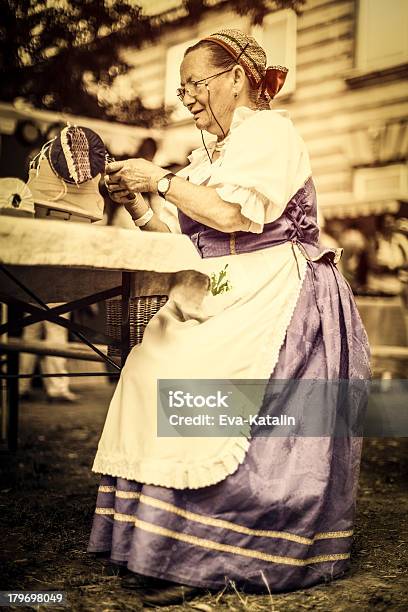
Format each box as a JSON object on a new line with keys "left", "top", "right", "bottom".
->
{"left": 193, "top": 110, "right": 204, "bottom": 120}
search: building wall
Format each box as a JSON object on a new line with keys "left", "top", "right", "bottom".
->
{"left": 290, "top": 0, "right": 407, "bottom": 216}
{"left": 125, "top": 0, "right": 408, "bottom": 216}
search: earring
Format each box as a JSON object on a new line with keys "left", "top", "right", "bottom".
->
{"left": 233, "top": 91, "right": 238, "bottom": 98}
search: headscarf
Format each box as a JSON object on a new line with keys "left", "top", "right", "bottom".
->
{"left": 201, "top": 29, "right": 288, "bottom": 101}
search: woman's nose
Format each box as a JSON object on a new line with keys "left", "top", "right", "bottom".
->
{"left": 183, "top": 91, "right": 196, "bottom": 107}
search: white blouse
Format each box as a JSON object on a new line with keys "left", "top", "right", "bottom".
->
{"left": 160, "top": 105, "right": 312, "bottom": 235}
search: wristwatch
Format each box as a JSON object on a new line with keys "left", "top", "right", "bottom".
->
{"left": 157, "top": 172, "right": 175, "bottom": 198}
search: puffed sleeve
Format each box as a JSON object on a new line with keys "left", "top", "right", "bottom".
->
{"left": 208, "top": 110, "right": 311, "bottom": 233}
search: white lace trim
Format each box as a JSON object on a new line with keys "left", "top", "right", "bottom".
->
{"left": 92, "top": 436, "right": 250, "bottom": 490}
{"left": 60, "top": 126, "right": 79, "bottom": 184}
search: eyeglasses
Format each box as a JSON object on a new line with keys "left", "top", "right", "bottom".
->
{"left": 176, "top": 67, "right": 234, "bottom": 102}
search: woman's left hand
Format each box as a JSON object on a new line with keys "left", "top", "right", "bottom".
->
{"left": 105, "top": 159, "right": 168, "bottom": 195}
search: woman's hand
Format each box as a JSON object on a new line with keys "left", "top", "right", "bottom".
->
{"left": 103, "top": 159, "right": 172, "bottom": 232}
{"left": 105, "top": 159, "right": 168, "bottom": 195}
{"left": 104, "top": 174, "right": 148, "bottom": 218}
{"left": 104, "top": 157, "right": 251, "bottom": 233}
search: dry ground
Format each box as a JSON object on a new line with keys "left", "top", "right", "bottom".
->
{"left": 0, "top": 385, "right": 407, "bottom": 611}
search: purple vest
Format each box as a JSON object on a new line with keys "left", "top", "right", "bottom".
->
{"left": 178, "top": 177, "right": 322, "bottom": 259}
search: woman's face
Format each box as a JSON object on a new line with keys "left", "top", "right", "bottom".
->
{"left": 179, "top": 48, "right": 237, "bottom": 138}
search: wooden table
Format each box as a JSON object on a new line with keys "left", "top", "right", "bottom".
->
{"left": 0, "top": 216, "right": 209, "bottom": 450}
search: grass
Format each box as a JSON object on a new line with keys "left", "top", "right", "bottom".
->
{"left": 0, "top": 386, "right": 407, "bottom": 611}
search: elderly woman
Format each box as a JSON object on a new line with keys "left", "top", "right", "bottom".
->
{"left": 88, "top": 29, "right": 370, "bottom": 606}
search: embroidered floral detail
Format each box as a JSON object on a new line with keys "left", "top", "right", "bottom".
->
{"left": 210, "top": 264, "right": 233, "bottom": 295}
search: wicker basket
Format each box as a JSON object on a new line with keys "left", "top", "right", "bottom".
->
{"left": 106, "top": 295, "right": 168, "bottom": 359}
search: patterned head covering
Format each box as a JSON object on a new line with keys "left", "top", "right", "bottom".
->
{"left": 201, "top": 29, "right": 288, "bottom": 101}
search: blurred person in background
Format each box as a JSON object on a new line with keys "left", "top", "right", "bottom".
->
{"left": 367, "top": 213, "right": 408, "bottom": 297}
{"left": 319, "top": 216, "right": 344, "bottom": 274}
{"left": 396, "top": 217, "right": 408, "bottom": 310}
{"left": 323, "top": 220, "right": 370, "bottom": 294}
{"left": 341, "top": 223, "right": 368, "bottom": 294}
{"left": 19, "top": 316, "right": 79, "bottom": 403}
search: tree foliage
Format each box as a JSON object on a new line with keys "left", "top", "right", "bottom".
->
{"left": 0, "top": 0, "right": 305, "bottom": 126}
{"left": 218, "top": 0, "right": 306, "bottom": 25}
{"left": 0, "top": 0, "right": 163, "bottom": 125}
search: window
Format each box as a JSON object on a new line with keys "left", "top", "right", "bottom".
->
{"left": 353, "top": 164, "right": 408, "bottom": 201}
{"left": 252, "top": 9, "right": 297, "bottom": 97}
{"left": 356, "top": 0, "right": 408, "bottom": 73}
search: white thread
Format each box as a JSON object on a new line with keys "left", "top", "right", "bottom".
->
{"left": 29, "top": 137, "right": 56, "bottom": 176}
{"left": 49, "top": 177, "right": 68, "bottom": 201}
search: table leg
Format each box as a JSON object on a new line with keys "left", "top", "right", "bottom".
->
{"left": 6, "top": 305, "right": 19, "bottom": 451}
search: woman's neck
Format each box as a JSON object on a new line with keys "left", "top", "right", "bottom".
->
{"left": 216, "top": 133, "right": 229, "bottom": 144}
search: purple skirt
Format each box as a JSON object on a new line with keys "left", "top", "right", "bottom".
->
{"left": 88, "top": 259, "right": 370, "bottom": 592}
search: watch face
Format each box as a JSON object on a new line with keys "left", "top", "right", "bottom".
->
{"left": 158, "top": 177, "right": 169, "bottom": 194}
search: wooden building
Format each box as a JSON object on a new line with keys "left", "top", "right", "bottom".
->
{"left": 126, "top": 0, "right": 408, "bottom": 222}
{"left": 1, "top": 1, "right": 406, "bottom": 221}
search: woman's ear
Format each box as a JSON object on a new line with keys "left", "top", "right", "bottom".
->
{"left": 232, "top": 65, "right": 246, "bottom": 92}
